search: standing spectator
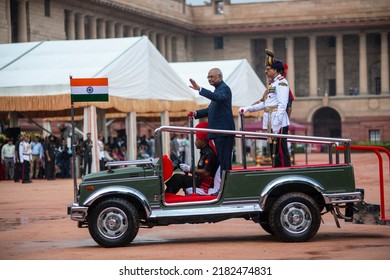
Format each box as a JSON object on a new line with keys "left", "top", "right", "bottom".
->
{"left": 44, "top": 135, "right": 56, "bottom": 180}
{"left": 120, "top": 145, "right": 127, "bottom": 161}
{"left": 98, "top": 133, "right": 105, "bottom": 171}
{"left": 111, "top": 146, "right": 124, "bottom": 161}
{"left": 30, "top": 135, "right": 44, "bottom": 179}
{"left": 58, "top": 138, "right": 72, "bottom": 178}
{"left": 82, "top": 133, "right": 93, "bottom": 176}
{"left": 148, "top": 136, "right": 155, "bottom": 158}
{"left": 170, "top": 134, "right": 180, "bottom": 158}
{"left": 19, "top": 134, "right": 32, "bottom": 184}
{"left": 177, "top": 134, "right": 186, "bottom": 163}
{"left": 1, "top": 138, "right": 15, "bottom": 180}
{"left": 189, "top": 67, "right": 235, "bottom": 176}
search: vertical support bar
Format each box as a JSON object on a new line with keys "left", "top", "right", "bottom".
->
{"left": 240, "top": 113, "right": 247, "bottom": 169}
{"left": 345, "top": 142, "right": 351, "bottom": 164}
{"left": 328, "top": 143, "right": 333, "bottom": 164}
{"left": 189, "top": 116, "right": 196, "bottom": 194}
{"left": 335, "top": 147, "right": 340, "bottom": 164}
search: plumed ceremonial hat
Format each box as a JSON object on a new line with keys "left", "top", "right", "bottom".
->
{"left": 264, "top": 49, "right": 275, "bottom": 67}
{"left": 195, "top": 122, "right": 209, "bottom": 140}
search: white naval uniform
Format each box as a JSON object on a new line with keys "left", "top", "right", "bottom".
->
{"left": 246, "top": 74, "right": 290, "bottom": 133}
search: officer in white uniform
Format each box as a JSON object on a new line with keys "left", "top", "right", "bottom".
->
{"left": 19, "top": 134, "right": 32, "bottom": 183}
{"left": 239, "top": 58, "right": 291, "bottom": 167}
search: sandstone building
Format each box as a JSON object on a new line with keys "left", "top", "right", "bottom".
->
{"left": 1, "top": 0, "right": 389, "bottom": 143}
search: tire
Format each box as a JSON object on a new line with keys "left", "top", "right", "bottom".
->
{"left": 269, "top": 192, "right": 321, "bottom": 242}
{"left": 88, "top": 198, "right": 140, "bottom": 248}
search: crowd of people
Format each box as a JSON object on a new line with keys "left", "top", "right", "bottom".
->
{"left": 0, "top": 132, "right": 158, "bottom": 182}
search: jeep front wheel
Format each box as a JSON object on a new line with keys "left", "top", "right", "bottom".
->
{"left": 269, "top": 192, "right": 321, "bottom": 242}
{"left": 88, "top": 198, "right": 140, "bottom": 248}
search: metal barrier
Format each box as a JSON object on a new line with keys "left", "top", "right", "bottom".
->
{"left": 336, "top": 145, "right": 390, "bottom": 222}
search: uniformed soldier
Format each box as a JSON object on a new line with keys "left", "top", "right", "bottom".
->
{"left": 165, "top": 122, "right": 220, "bottom": 196}
{"left": 19, "top": 134, "right": 32, "bottom": 183}
{"left": 239, "top": 51, "right": 291, "bottom": 167}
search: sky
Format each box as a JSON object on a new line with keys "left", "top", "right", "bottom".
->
{"left": 186, "top": 0, "right": 267, "bottom": 6}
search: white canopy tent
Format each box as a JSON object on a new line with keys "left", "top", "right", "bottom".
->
{"left": 0, "top": 36, "right": 197, "bottom": 170}
{"left": 0, "top": 36, "right": 195, "bottom": 113}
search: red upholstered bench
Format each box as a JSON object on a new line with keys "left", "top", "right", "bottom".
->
{"left": 165, "top": 192, "right": 217, "bottom": 203}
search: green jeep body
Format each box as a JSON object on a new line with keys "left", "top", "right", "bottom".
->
{"left": 68, "top": 126, "right": 363, "bottom": 247}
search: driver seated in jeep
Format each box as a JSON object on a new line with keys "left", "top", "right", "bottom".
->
{"left": 165, "top": 122, "right": 220, "bottom": 196}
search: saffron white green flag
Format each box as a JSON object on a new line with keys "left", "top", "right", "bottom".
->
{"left": 70, "top": 78, "right": 109, "bottom": 102}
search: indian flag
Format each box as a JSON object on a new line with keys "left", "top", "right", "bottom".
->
{"left": 70, "top": 78, "right": 109, "bottom": 102}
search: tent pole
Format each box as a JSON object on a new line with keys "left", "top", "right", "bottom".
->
{"left": 189, "top": 115, "right": 196, "bottom": 194}
{"left": 71, "top": 102, "right": 78, "bottom": 203}
{"left": 70, "top": 76, "right": 78, "bottom": 203}
{"left": 240, "top": 113, "right": 247, "bottom": 169}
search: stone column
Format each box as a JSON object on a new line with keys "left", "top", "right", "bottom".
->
{"left": 75, "top": 13, "right": 85, "bottom": 40}
{"left": 17, "top": 0, "right": 28, "bottom": 42}
{"left": 148, "top": 30, "right": 157, "bottom": 46}
{"left": 265, "top": 37, "right": 274, "bottom": 85}
{"left": 309, "top": 35, "right": 318, "bottom": 97}
{"left": 83, "top": 106, "right": 98, "bottom": 173}
{"left": 125, "top": 112, "right": 137, "bottom": 160}
{"left": 266, "top": 37, "right": 274, "bottom": 52}
{"left": 286, "top": 36, "right": 295, "bottom": 95}
{"left": 158, "top": 33, "right": 166, "bottom": 58}
{"left": 66, "top": 11, "right": 75, "bottom": 40}
{"left": 166, "top": 35, "right": 172, "bottom": 62}
{"left": 381, "top": 31, "right": 390, "bottom": 95}
{"left": 125, "top": 26, "right": 134, "bottom": 37}
{"left": 97, "top": 18, "right": 106, "bottom": 39}
{"left": 88, "top": 16, "right": 97, "bottom": 39}
{"left": 161, "top": 111, "right": 170, "bottom": 155}
{"left": 106, "top": 21, "right": 115, "bottom": 38}
{"left": 115, "top": 23, "right": 124, "bottom": 38}
{"left": 133, "top": 27, "right": 141, "bottom": 36}
{"left": 359, "top": 32, "right": 368, "bottom": 95}
{"left": 336, "top": 34, "right": 344, "bottom": 96}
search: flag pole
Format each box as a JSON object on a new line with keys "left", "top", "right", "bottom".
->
{"left": 70, "top": 75, "right": 77, "bottom": 203}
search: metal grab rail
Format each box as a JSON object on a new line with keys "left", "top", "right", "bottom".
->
{"left": 336, "top": 145, "right": 390, "bottom": 222}
{"left": 105, "top": 159, "right": 156, "bottom": 172}
{"left": 155, "top": 125, "right": 353, "bottom": 166}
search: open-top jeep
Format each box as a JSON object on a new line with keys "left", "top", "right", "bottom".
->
{"left": 68, "top": 124, "right": 366, "bottom": 248}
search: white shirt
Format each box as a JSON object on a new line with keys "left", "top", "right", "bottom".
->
{"left": 19, "top": 140, "right": 32, "bottom": 162}
{"left": 2, "top": 143, "right": 15, "bottom": 160}
{"left": 247, "top": 74, "right": 290, "bottom": 133}
{"left": 98, "top": 140, "right": 105, "bottom": 160}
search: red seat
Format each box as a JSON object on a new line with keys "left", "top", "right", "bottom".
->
{"left": 165, "top": 192, "right": 217, "bottom": 203}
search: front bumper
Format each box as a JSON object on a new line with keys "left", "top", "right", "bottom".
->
{"left": 67, "top": 203, "right": 88, "bottom": 222}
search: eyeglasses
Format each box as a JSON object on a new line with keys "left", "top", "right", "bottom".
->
{"left": 207, "top": 74, "right": 219, "bottom": 79}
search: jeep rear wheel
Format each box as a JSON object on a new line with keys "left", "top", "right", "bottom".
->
{"left": 269, "top": 192, "right": 321, "bottom": 242}
{"left": 88, "top": 198, "right": 140, "bottom": 248}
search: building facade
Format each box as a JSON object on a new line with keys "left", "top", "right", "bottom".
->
{"left": 1, "top": 0, "right": 389, "bottom": 142}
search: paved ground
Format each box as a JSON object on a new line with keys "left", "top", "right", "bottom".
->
{"left": 0, "top": 152, "right": 389, "bottom": 260}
